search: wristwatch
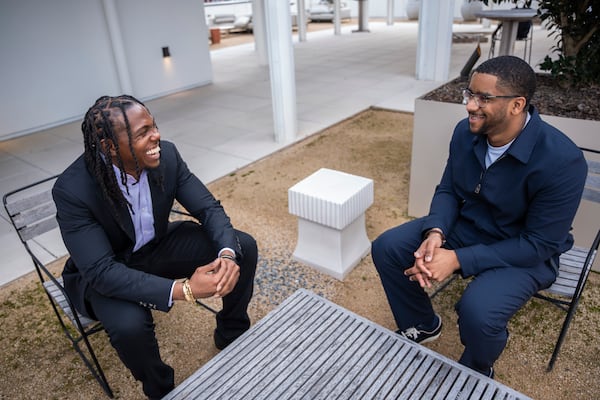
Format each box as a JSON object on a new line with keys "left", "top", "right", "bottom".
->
{"left": 425, "top": 228, "right": 446, "bottom": 246}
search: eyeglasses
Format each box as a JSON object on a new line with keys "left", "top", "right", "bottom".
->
{"left": 461, "top": 88, "right": 521, "bottom": 108}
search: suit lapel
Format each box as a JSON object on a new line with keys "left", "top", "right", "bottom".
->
{"left": 113, "top": 201, "right": 135, "bottom": 243}
{"left": 148, "top": 164, "right": 170, "bottom": 238}
{"left": 87, "top": 165, "right": 136, "bottom": 243}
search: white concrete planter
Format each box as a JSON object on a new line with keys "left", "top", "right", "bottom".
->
{"left": 409, "top": 88, "right": 600, "bottom": 269}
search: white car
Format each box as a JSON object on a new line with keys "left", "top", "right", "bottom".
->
{"left": 307, "top": 0, "right": 351, "bottom": 22}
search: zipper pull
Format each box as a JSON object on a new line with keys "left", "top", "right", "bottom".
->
{"left": 474, "top": 170, "right": 483, "bottom": 194}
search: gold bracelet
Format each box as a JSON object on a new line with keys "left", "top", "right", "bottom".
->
{"left": 183, "top": 280, "right": 195, "bottom": 302}
{"left": 182, "top": 279, "right": 196, "bottom": 302}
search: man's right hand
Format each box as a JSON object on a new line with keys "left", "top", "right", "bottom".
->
{"left": 188, "top": 258, "right": 240, "bottom": 299}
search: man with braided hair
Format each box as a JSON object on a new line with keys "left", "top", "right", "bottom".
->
{"left": 53, "top": 95, "right": 257, "bottom": 399}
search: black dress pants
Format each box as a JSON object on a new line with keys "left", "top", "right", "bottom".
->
{"left": 86, "top": 221, "right": 257, "bottom": 399}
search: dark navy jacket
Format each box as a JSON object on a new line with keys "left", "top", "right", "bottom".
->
{"left": 422, "top": 106, "right": 587, "bottom": 278}
{"left": 53, "top": 141, "right": 240, "bottom": 317}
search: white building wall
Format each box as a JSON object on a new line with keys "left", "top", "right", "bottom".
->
{"left": 0, "top": 0, "right": 212, "bottom": 140}
{"left": 114, "top": 0, "right": 212, "bottom": 100}
{"left": 0, "top": 0, "right": 120, "bottom": 139}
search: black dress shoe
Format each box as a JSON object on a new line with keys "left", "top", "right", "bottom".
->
{"left": 214, "top": 330, "right": 235, "bottom": 350}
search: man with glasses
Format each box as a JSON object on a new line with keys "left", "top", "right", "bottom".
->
{"left": 371, "top": 56, "right": 587, "bottom": 378}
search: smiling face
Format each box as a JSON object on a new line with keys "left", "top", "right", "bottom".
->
{"left": 109, "top": 103, "right": 161, "bottom": 178}
{"left": 466, "top": 72, "right": 527, "bottom": 146}
{"left": 466, "top": 73, "right": 512, "bottom": 135}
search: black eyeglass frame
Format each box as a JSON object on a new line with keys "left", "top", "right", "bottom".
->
{"left": 461, "top": 88, "right": 522, "bottom": 107}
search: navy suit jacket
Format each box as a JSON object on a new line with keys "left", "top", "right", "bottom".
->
{"left": 53, "top": 140, "right": 240, "bottom": 317}
{"left": 421, "top": 106, "right": 587, "bottom": 278}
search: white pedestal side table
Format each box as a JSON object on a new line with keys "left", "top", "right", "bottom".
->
{"left": 288, "top": 168, "right": 373, "bottom": 280}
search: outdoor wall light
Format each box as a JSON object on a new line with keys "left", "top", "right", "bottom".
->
{"left": 162, "top": 46, "right": 171, "bottom": 58}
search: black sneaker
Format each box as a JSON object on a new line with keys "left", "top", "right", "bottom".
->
{"left": 396, "top": 314, "right": 442, "bottom": 344}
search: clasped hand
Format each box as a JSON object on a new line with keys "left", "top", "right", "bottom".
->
{"left": 188, "top": 257, "right": 240, "bottom": 299}
{"left": 404, "top": 234, "right": 459, "bottom": 288}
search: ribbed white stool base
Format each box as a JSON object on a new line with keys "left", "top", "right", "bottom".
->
{"left": 288, "top": 168, "right": 373, "bottom": 280}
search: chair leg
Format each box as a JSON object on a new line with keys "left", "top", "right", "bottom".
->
{"left": 44, "top": 302, "right": 112, "bottom": 396}
{"left": 196, "top": 299, "right": 219, "bottom": 314}
{"left": 524, "top": 26, "right": 533, "bottom": 64}
{"left": 430, "top": 274, "right": 458, "bottom": 299}
{"left": 48, "top": 294, "right": 113, "bottom": 397}
{"left": 547, "top": 300, "right": 580, "bottom": 372}
{"left": 74, "top": 334, "right": 114, "bottom": 398}
{"left": 527, "top": 34, "right": 533, "bottom": 64}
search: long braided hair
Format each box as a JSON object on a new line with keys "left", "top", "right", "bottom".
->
{"left": 82, "top": 95, "right": 149, "bottom": 211}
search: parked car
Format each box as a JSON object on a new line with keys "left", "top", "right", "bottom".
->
{"left": 207, "top": 13, "right": 252, "bottom": 33}
{"left": 307, "top": 0, "right": 351, "bottom": 22}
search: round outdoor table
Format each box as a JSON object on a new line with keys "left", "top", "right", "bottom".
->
{"left": 475, "top": 9, "right": 537, "bottom": 57}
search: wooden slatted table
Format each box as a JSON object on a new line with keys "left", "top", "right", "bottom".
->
{"left": 164, "top": 289, "right": 531, "bottom": 400}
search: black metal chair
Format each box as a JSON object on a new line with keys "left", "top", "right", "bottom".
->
{"left": 532, "top": 148, "right": 600, "bottom": 371}
{"left": 3, "top": 175, "right": 113, "bottom": 398}
{"left": 3, "top": 178, "right": 222, "bottom": 398}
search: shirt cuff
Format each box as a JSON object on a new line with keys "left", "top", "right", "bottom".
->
{"left": 218, "top": 247, "right": 236, "bottom": 258}
{"left": 168, "top": 280, "right": 176, "bottom": 307}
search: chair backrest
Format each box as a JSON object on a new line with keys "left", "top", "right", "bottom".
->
{"left": 574, "top": 151, "right": 600, "bottom": 296}
{"left": 579, "top": 148, "right": 600, "bottom": 279}
{"left": 547, "top": 150, "right": 600, "bottom": 299}
{"left": 2, "top": 176, "right": 95, "bottom": 327}
{"left": 491, "top": 20, "right": 532, "bottom": 42}
{"left": 581, "top": 150, "right": 600, "bottom": 204}
{"left": 3, "top": 175, "right": 61, "bottom": 266}
{"left": 516, "top": 20, "right": 532, "bottom": 40}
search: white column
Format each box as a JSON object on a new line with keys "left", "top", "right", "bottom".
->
{"left": 252, "top": 0, "right": 268, "bottom": 66}
{"left": 102, "top": 0, "right": 133, "bottom": 93}
{"left": 264, "top": 0, "right": 297, "bottom": 143}
{"left": 415, "top": 0, "right": 455, "bottom": 81}
{"left": 297, "top": 0, "right": 307, "bottom": 41}
{"left": 387, "top": 0, "right": 394, "bottom": 26}
{"left": 333, "top": 0, "right": 342, "bottom": 35}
